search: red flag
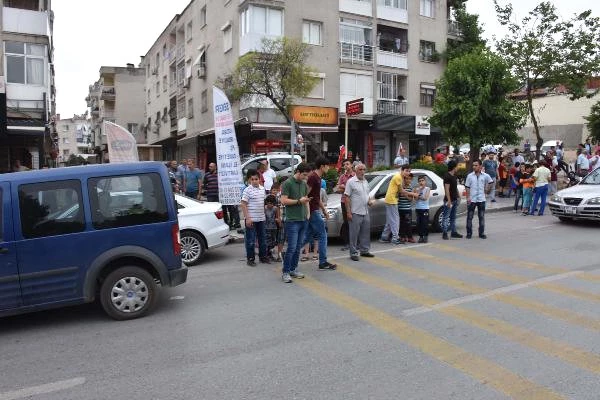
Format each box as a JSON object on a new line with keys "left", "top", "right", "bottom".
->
{"left": 336, "top": 145, "right": 346, "bottom": 170}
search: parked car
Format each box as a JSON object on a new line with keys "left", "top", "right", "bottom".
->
{"left": 326, "top": 169, "right": 467, "bottom": 237}
{"left": 548, "top": 167, "right": 600, "bottom": 222}
{"left": 241, "top": 153, "right": 302, "bottom": 178}
{"left": 0, "top": 162, "right": 187, "bottom": 321}
{"left": 540, "top": 140, "right": 563, "bottom": 156}
{"left": 175, "top": 194, "right": 230, "bottom": 265}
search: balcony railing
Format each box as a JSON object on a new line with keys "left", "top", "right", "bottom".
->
{"left": 100, "top": 86, "right": 116, "bottom": 100}
{"left": 176, "top": 45, "right": 185, "bottom": 60}
{"left": 377, "top": 49, "right": 408, "bottom": 69}
{"left": 340, "top": 42, "right": 374, "bottom": 66}
{"left": 377, "top": 99, "right": 407, "bottom": 115}
{"left": 448, "top": 19, "right": 462, "bottom": 36}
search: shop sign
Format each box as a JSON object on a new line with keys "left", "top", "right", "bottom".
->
{"left": 415, "top": 115, "right": 431, "bottom": 136}
{"left": 289, "top": 105, "right": 338, "bottom": 125}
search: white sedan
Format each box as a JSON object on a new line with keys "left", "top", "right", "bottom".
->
{"left": 548, "top": 168, "right": 600, "bottom": 222}
{"left": 175, "top": 194, "right": 231, "bottom": 265}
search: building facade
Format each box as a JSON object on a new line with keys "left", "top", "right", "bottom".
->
{"left": 55, "top": 113, "right": 93, "bottom": 165}
{"left": 1, "top": 0, "right": 56, "bottom": 172}
{"left": 140, "top": 0, "right": 457, "bottom": 168}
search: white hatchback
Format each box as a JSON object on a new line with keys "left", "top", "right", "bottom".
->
{"left": 175, "top": 194, "right": 231, "bottom": 265}
{"left": 548, "top": 168, "right": 600, "bottom": 222}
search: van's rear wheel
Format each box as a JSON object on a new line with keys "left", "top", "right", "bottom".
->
{"left": 100, "top": 266, "right": 157, "bottom": 320}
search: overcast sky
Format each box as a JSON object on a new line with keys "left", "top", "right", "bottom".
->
{"left": 52, "top": 0, "right": 599, "bottom": 118}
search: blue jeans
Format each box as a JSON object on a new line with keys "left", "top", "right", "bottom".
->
{"left": 442, "top": 199, "right": 459, "bottom": 234}
{"left": 303, "top": 211, "right": 328, "bottom": 265}
{"left": 283, "top": 220, "right": 308, "bottom": 274}
{"left": 530, "top": 184, "right": 548, "bottom": 215}
{"left": 244, "top": 220, "right": 267, "bottom": 261}
{"left": 466, "top": 201, "right": 486, "bottom": 237}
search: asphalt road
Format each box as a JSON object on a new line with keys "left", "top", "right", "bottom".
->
{"left": 1, "top": 211, "right": 599, "bottom": 400}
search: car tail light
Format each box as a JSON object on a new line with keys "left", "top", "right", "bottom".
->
{"left": 215, "top": 209, "right": 224, "bottom": 219}
{"left": 171, "top": 223, "right": 181, "bottom": 255}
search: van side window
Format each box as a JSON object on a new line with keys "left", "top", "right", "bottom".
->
{"left": 18, "top": 180, "right": 85, "bottom": 239}
{"left": 0, "top": 189, "right": 3, "bottom": 242}
{"left": 88, "top": 173, "right": 168, "bottom": 229}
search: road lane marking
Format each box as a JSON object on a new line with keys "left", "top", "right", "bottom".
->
{"left": 296, "top": 276, "right": 565, "bottom": 400}
{"left": 401, "top": 249, "right": 600, "bottom": 304}
{"left": 532, "top": 224, "right": 555, "bottom": 230}
{"left": 431, "top": 243, "right": 600, "bottom": 283}
{"left": 335, "top": 262, "right": 600, "bottom": 375}
{"left": 327, "top": 243, "right": 429, "bottom": 261}
{"left": 0, "top": 377, "right": 85, "bottom": 400}
{"left": 169, "top": 296, "right": 185, "bottom": 300}
{"left": 367, "top": 256, "right": 600, "bottom": 332}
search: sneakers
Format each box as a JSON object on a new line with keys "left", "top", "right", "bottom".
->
{"left": 259, "top": 257, "right": 271, "bottom": 264}
{"left": 282, "top": 273, "right": 292, "bottom": 283}
{"left": 360, "top": 252, "right": 375, "bottom": 257}
{"left": 391, "top": 239, "right": 402, "bottom": 245}
{"left": 451, "top": 232, "right": 463, "bottom": 238}
{"left": 466, "top": 234, "right": 472, "bottom": 239}
{"left": 442, "top": 233, "right": 449, "bottom": 240}
{"left": 319, "top": 262, "right": 337, "bottom": 270}
{"left": 247, "top": 259, "right": 256, "bottom": 267}
{"left": 350, "top": 255, "right": 360, "bottom": 261}
{"left": 479, "top": 234, "right": 487, "bottom": 239}
{"left": 423, "top": 236, "right": 428, "bottom": 243}
{"left": 491, "top": 199, "right": 497, "bottom": 203}
{"left": 418, "top": 236, "right": 425, "bottom": 243}
{"left": 378, "top": 238, "right": 391, "bottom": 243}
{"left": 289, "top": 271, "right": 305, "bottom": 279}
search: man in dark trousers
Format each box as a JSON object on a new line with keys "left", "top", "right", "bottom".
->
{"left": 442, "top": 160, "right": 463, "bottom": 240}
{"left": 203, "top": 162, "right": 219, "bottom": 202}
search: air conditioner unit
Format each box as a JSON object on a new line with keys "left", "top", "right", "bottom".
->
{"left": 197, "top": 65, "right": 206, "bottom": 79}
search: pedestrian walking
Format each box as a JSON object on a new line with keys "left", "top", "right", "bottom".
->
{"left": 334, "top": 159, "right": 355, "bottom": 251}
{"left": 280, "top": 163, "right": 312, "bottom": 283}
{"left": 520, "top": 164, "right": 534, "bottom": 215}
{"left": 240, "top": 169, "right": 269, "bottom": 267}
{"left": 344, "top": 163, "right": 375, "bottom": 261}
{"left": 442, "top": 160, "right": 463, "bottom": 240}
{"left": 264, "top": 195, "right": 280, "bottom": 261}
{"left": 465, "top": 159, "right": 494, "bottom": 239}
{"left": 414, "top": 175, "right": 431, "bottom": 243}
{"left": 203, "top": 162, "right": 219, "bottom": 202}
{"left": 529, "top": 160, "right": 551, "bottom": 216}
{"left": 398, "top": 166, "right": 418, "bottom": 243}
{"left": 482, "top": 153, "right": 498, "bottom": 202}
{"left": 379, "top": 166, "right": 403, "bottom": 244}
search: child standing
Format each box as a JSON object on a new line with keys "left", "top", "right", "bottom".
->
{"left": 398, "top": 168, "right": 417, "bottom": 243}
{"left": 519, "top": 164, "right": 535, "bottom": 216}
{"left": 413, "top": 175, "right": 431, "bottom": 243}
{"left": 264, "top": 195, "right": 280, "bottom": 261}
{"left": 270, "top": 182, "right": 284, "bottom": 262}
{"left": 240, "top": 169, "right": 268, "bottom": 266}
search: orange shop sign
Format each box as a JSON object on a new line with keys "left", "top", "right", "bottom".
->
{"left": 288, "top": 105, "right": 339, "bottom": 125}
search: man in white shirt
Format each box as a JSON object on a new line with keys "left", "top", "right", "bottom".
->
{"left": 529, "top": 160, "right": 551, "bottom": 216}
{"left": 393, "top": 148, "right": 409, "bottom": 168}
{"left": 262, "top": 160, "right": 277, "bottom": 193}
{"left": 464, "top": 159, "right": 494, "bottom": 239}
{"left": 512, "top": 148, "right": 525, "bottom": 166}
{"left": 576, "top": 150, "right": 590, "bottom": 177}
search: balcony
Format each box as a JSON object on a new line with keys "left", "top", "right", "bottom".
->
{"left": 100, "top": 86, "right": 116, "bottom": 100}
{"left": 101, "top": 110, "right": 115, "bottom": 120}
{"left": 377, "top": 99, "right": 407, "bottom": 115}
{"left": 176, "top": 45, "right": 185, "bottom": 60}
{"left": 340, "top": 43, "right": 374, "bottom": 66}
{"left": 2, "top": 7, "right": 51, "bottom": 36}
{"left": 377, "top": 49, "right": 408, "bottom": 69}
{"left": 448, "top": 20, "right": 461, "bottom": 36}
{"left": 376, "top": 2, "right": 408, "bottom": 24}
{"left": 339, "top": 0, "right": 372, "bottom": 17}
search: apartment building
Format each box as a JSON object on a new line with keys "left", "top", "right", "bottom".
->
{"left": 85, "top": 64, "right": 159, "bottom": 162}
{"left": 142, "top": 0, "right": 458, "bottom": 168}
{"left": 55, "top": 113, "right": 93, "bottom": 164}
{"left": 0, "top": 0, "right": 56, "bottom": 172}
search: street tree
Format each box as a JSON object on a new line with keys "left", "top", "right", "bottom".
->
{"left": 428, "top": 49, "right": 527, "bottom": 166}
{"left": 494, "top": 1, "right": 600, "bottom": 158}
{"left": 584, "top": 101, "right": 600, "bottom": 143}
{"left": 220, "top": 37, "right": 319, "bottom": 123}
{"left": 445, "top": 5, "right": 486, "bottom": 61}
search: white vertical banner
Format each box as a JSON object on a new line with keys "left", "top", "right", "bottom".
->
{"left": 104, "top": 121, "right": 139, "bottom": 162}
{"left": 213, "top": 86, "right": 243, "bottom": 205}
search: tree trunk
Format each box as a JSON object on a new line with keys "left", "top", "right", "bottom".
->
{"left": 526, "top": 89, "right": 543, "bottom": 160}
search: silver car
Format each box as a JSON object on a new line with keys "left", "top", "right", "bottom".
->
{"left": 326, "top": 169, "right": 467, "bottom": 238}
{"left": 548, "top": 167, "right": 600, "bottom": 222}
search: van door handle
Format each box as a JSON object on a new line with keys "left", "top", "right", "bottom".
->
{"left": 0, "top": 248, "right": 9, "bottom": 254}
{"left": 432, "top": 193, "right": 439, "bottom": 196}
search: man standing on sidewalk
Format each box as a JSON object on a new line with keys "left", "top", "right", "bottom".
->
{"left": 334, "top": 159, "right": 354, "bottom": 251}
{"left": 482, "top": 153, "right": 498, "bottom": 202}
{"left": 203, "top": 162, "right": 219, "bottom": 202}
{"left": 303, "top": 157, "right": 337, "bottom": 270}
{"left": 280, "top": 163, "right": 312, "bottom": 283}
{"left": 442, "top": 160, "right": 463, "bottom": 240}
{"left": 345, "top": 163, "right": 375, "bottom": 261}
{"left": 380, "top": 164, "right": 403, "bottom": 244}
{"left": 465, "top": 159, "right": 493, "bottom": 239}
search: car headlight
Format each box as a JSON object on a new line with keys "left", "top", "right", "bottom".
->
{"left": 326, "top": 208, "right": 338, "bottom": 218}
{"left": 586, "top": 197, "right": 600, "bottom": 204}
{"left": 550, "top": 194, "right": 562, "bottom": 202}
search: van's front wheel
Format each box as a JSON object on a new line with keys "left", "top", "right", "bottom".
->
{"left": 100, "top": 266, "right": 157, "bottom": 320}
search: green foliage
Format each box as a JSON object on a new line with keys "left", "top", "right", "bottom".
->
{"left": 323, "top": 168, "right": 339, "bottom": 194}
{"left": 428, "top": 49, "right": 527, "bottom": 167}
{"left": 445, "top": 6, "right": 487, "bottom": 61}
{"left": 584, "top": 101, "right": 600, "bottom": 142}
{"left": 219, "top": 37, "right": 319, "bottom": 122}
{"left": 410, "top": 161, "right": 448, "bottom": 178}
{"left": 494, "top": 1, "right": 600, "bottom": 154}
{"left": 66, "top": 154, "right": 86, "bottom": 166}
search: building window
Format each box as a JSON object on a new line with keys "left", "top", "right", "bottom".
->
{"left": 177, "top": 97, "right": 186, "bottom": 118}
{"left": 306, "top": 76, "right": 325, "bottom": 99}
{"left": 163, "top": 75, "right": 167, "bottom": 92}
{"left": 127, "top": 123, "right": 139, "bottom": 135}
{"left": 63, "top": 149, "right": 69, "bottom": 157}
{"left": 339, "top": 18, "right": 373, "bottom": 64}
{"left": 186, "top": 21, "right": 193, "bottom": 42}
{"left": 187, "top": 98, "right": 194, "bottom": 119}
{"left": 302, "top": 21, "right": 322, "bottom": 45}
{"left": 420, "top": 83, "right": 435, "bottom": 107}
{"left": 378, "top": 71, "right": 406, "bottom": 100}
{"left": 340, "top": 72, "right": 373, "bottom": 98}
{"left": 420, "top": 0, "right": 435, "bottom": 18}
{"left": 379, "top": 0, "right": 407, "bottom": 8}
{"left": 156, "top": 111, "right": 161, "bottom": 125}
{"left": 200, "top": 6, "right": 207, "bottom": 27}
{"left": 240, "top": 5, "right": 283, "bottom": 37}
{"left": 201, "top": 90, "right": 208, "bottom": 112}
{"left": 223, "top": 25, "right": 233, "bottom": 52}
{"left": 147, "top": 89, "right": 151, "bottom": 103}
{"left": 155, "top": 52, "right": 160, "bottom": 72}
{"left": 4, "top": 41, "right": 46, "bottom": 85}
{"left": 419, "top": 40, "right": 436, "bottom": 62}
{"left": 156, "top": 81, "right": 160, "bottom": 97}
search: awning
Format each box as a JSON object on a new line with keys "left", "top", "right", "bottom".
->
{"left": 6, "top": 118, "right": 46, "bottom": 136}
{"left": 193, "top": 45, "right": 206, "bottom": 66}
{"left": 178, "top": 117, "right": 249, "bottom": 144}
{"left": 251, "top": 122, "right": 339, "bottom": 133}
{"left": 151, "top": 133, "right": 186, "bottom": 146}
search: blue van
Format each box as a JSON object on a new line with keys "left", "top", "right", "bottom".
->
{"left": 0, "top": 162, "right": 187, "bottom": 320}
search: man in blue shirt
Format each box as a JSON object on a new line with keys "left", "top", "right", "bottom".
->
{"left": 184, "top": 159, "right": 204, "bottom": 199}
{"left": 482, "top": 152, "right": 498, "bottom": 202}
{"left": 465, "top": 159, "right": 493, "bottom": 239}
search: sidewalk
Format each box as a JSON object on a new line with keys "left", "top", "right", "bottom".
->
{"left": 485, "top": 194, "right": 516, "bottom": 213}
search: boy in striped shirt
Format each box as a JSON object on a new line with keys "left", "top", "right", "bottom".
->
{"left": 240, "top": 169, "right": 269, "bottom": 267}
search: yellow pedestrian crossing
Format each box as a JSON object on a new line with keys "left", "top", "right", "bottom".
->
{"left": 401, "top": 248, "right": 600, "bottom": 303}
{"left": 289, "top": 245, "right": 600, "bottom": 400}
